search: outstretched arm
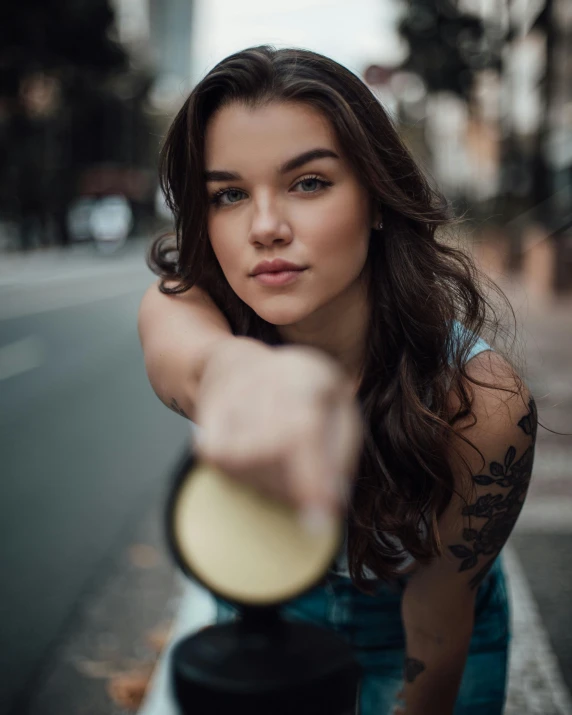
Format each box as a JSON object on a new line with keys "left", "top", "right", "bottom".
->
{"left": 396, "top": 350, "right": 536, "bottom": 715}
{"left": 138, "top": 280, "right": 245, "bottom": 422}
{"left": 137, "top": 280, "right": 362, "bottom": 516}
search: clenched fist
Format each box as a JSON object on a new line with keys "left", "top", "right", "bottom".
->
{"left": 194, "top": 341, "right": 363, "bottom": 529}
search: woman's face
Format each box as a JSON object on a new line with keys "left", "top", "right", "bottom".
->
{"left": 204, "top": 100, "right": 376, "bottom": 327}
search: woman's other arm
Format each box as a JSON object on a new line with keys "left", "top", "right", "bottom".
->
{"left": 395, "top": 351, "right": 537, "bottom": 715}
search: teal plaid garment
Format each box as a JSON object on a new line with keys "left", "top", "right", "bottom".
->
{"left": 215, "top": 555, "right": 510, "bottom": 715}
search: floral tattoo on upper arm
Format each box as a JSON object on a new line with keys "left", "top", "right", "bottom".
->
{"left": 449, "top": 397, "right": 537, "bottom": 589}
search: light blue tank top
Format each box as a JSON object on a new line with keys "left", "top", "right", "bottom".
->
{"left": 331, "top": 319, "right": 493, "bottom": 579}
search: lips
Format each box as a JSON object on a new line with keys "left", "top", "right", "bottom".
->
{"left": 251, "top": 259, "right": 306, "bottom": 276}
{"left": 253, "top": 270, "right": 305, "bottom": 287}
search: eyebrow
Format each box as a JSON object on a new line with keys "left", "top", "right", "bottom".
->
{"left": 204, "top": 148, "right": 340, "bottom": 182}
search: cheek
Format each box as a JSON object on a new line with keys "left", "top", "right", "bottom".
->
{"left": 307, "top": 191, "right": 370, "bottom": 268}
{"left": 208, "top": 221, "right": 240, "bottom": 276}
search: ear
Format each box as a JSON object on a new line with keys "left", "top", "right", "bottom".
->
{"left": 370, "top": 201, "right": 383, "bottom": 231}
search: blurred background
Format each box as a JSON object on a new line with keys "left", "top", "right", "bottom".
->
{"left": 1, "top": 1, "right": 571, "bottom": 714}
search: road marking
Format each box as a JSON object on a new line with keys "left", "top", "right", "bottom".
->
{"left": 0, "top": 241, "right": 150, "bottom": 286}
{"left": 504, "top": 543, "right": 572, "bottom": 714}
{"left": 0, "top": 261, "right": 147, "bottom": 288}
{"left": 138, "top": 578, "right": 213, "bottom": 715}
{"left": 0, "top": 336, "right": 46, "bottom": 381}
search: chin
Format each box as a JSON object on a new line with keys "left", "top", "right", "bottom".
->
{"left": 253, "top": 310, "right": 306, "bottom": 327}
{"left": 249, "top": 302, "right": 311, "bottom": 327}
{"left": 232, "top": 287, "right": 309, "bottom": 326}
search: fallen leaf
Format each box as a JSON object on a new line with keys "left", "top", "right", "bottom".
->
{"left": 146, "top": 623, "right": 173, "bottom": 654}
{"left": 107, "top": 665, "right": 155, "bottom": 712}
{"left": 128, "top": 544, "right": 159, "bottom": 569}
{"left": 74, "top": 659, "right": 118, "bottom": 679}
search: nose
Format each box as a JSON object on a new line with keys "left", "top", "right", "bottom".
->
{"left": 248, "top": 197, "right": 293, "bottom": 247}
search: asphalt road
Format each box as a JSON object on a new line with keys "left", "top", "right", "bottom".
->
{"left": 0, "top": 244, "right": 189, "bottom": 714}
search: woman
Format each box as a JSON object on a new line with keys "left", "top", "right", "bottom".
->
{"left": 138, "top": 46, "right": 537, "bottom": 714}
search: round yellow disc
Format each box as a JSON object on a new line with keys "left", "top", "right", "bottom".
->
{"left": 172, "top": 463, "right": 342, "bottom": 605}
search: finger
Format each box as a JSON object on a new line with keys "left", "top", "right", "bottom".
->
{"left": 194, "top": 404, "right": 244, "bottom": 463}
{"left": 196, "top": 421, "right": 292, "bottom": 505}
{"left": 287, "top": 416, "right": 340, "bottom": 515}
{"left": 229, "top": 459, "right": 291, "bottom": 505}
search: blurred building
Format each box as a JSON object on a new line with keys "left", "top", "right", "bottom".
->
{"left": 387, "top": 0, "right": 572, "bottom": 294}
{"left": 0, "top": 0, "right": 196, "bottom": 252}
{"left": 111, "top": 0, "right": 193, "bottom": 108}
{"left": 479, "top": 0, "right": 572, "bottom": 291}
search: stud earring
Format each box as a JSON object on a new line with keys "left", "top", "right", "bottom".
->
{"left": 376, "top": 219, "right": 383, "bottom": 231}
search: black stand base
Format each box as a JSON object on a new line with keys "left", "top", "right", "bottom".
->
{"left": 171, "top": 606, "right": 361, "bottom": 715}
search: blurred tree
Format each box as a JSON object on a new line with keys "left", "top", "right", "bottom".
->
{"left": 0, "top": 0, "right": 126, "bottom": 95}
{"left": 530, "top": 0, "right": 554, "bottom": 212}
{"left": 0, "top": 0, "right": 155, "bottom": 248}
{"left": 398, "top": 0, "right": 500, "bottom": 101}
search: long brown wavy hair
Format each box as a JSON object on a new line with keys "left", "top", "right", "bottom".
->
{"left": 148, "top": 45, "right": 525, "bottom": 593}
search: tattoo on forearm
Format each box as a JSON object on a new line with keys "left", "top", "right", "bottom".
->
{"left": 404, "top": 656, "right": 426, "bottom": 683}
{"left": 169, "top": 398, "right": 189, "bottom": 419}
{"left": 449, "top": 397, "right": 537, "bottom": 589}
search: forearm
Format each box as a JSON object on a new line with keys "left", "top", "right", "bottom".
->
{"left": 396, "top": 590, "right": 475, "bottom": 715}
{"left": 397, "top": 632, "right": 472, "bottom": 714}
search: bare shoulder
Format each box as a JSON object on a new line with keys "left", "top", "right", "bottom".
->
{"left": 417, "top": 349, "right": 538, "bottom": 591}
{"left": 139, "top": 279, "right": 229, "bottom": 326}
{"left": 141, "top": 279, "right": 219, "bottom": 310}
{"left": 137, "top": 279, "right": 232, "bottom": 358}
{"left": 443, "top": 348, "right": 538, "bottom": 523}
{"left": 446, "top": 349, "right": 536, "bottom": 443}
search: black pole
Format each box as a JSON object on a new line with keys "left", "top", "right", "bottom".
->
{"left": 531, "top": 0, "right": 555, "bottom": 219}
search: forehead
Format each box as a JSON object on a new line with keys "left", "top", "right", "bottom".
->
{"left": 204, "top": 100, "right": 339, "bottom": 168}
